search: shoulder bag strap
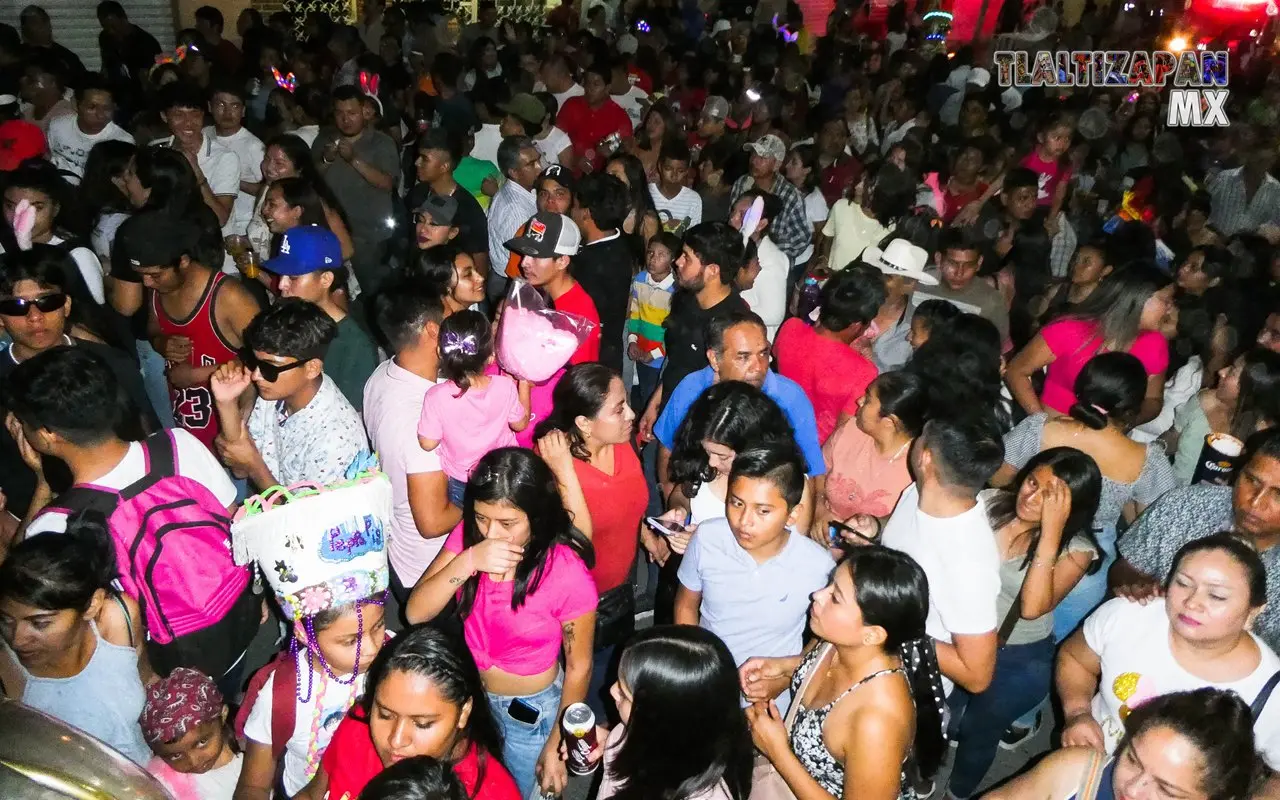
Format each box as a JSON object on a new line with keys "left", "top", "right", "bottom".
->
{"left": 997, "top": 591, "right": 1022, "bottom": 646}
{"left": 1075, "top": 751, "right": 1107, "bottom": 800}
{"left": 1252, "top": 670, "right": 1280, "bottom": 723}
{"left": 112, "top": 592, "right": 135, "bottom": 648}
{"left": 783, "top": 642, "right": 831, "bottom": 732}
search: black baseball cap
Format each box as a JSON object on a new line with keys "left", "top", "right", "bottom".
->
{"left": 115, "top": 211, "right": 201, "bottom": 269}
{"left": 535, "top": 164, "right": 576, "bottom": 194}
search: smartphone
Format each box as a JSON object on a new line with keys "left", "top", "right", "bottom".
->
{"left": 829, "top": 520, "right": 878, "bottom": 547}
{"left": 646, "top": 516, "right": 688, "bottom": 537}
{"left": 508, "top": 698, "right": 540, "bottom": 724}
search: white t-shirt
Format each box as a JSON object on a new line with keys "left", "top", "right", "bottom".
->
{"left": 798, "top": 188, "right": 829, "bottom": 265}
{"left": 204, "top": 126, "right": 265, "bottom": 238}
{"left": 611, "top": 86, "right": 649, "bottom": 131}
{"left": 648, "top": 184, "right": 702, "bottom": 235}
{"left": 153, "top": 134, "right": 242, "bottom": 248}
{"left": 471, "top": 123, "right": 503, "bottom": 166}
{"left": 242, "top": 650, "right": 372, "bottom": 795}
{"left": 1084, "top": 597, "right": 1280, "bottom": 768}
{"left": 881, "top": 483, "right": 1000, "bottom": 696}
{"left": 535, "top": 127, "right": 572, "bottom": 165}
{"left": 292, "top": 125, "right": 321, "bottom": 147}
{"left": 47, "top": 116, "right": 134, "bottom": 182}
{"left": 91, "top": 212, "right": 131, "bottom": 266}
{"left": 26, "top": 429, "right": 237, "bottom": 537}
{"left": 823, "top": 200, "right": 892, "bottom": 274}
{"left": 553, "top": 83, "right": 585, "bottom": 110}
{"left": 741, "top": 236, "right": 789, "bottom": 341}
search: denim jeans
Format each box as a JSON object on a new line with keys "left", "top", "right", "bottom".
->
{"left": 1053, "top": 522, "right": 1118, "bottom": 642}
{"left": 136, "top": 340, "right": 175, "bottom": 429}
{"left": 488, "top": 673, "right": 564, "bottom": 799}
{"left": 586, "top": 644, "right": 619, "bottom": 723}
{"left": 633, "top": 363, "right": 662, "bottom": 413}
{"left": 947, "top": 636, "right": 1056, "bottom": 798}
{"left": 447, "top": 477, "right": 466, "bottom": 506}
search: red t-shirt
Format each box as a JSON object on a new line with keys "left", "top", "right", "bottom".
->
{"left": 627, "top": 67, "right": 653, "bottom": 94}
{"left": 556, "top": 96, "right": 633, "bottom": 173}
{"left": 941, "top": 181, "right": 989, "bottom": 224}
{"left": 574, "top": 444, "right": 646, "bottom": 592}
{"left": 820, "top": 157, "right": 864, "bottom": 207}
{"left": 774, "top": 318, "right": 878, "bottom": 443}
{"left": 1021, "top": 151, "right": 1072, "bottom": 208}
{"left": 552, "top": 281, "right": 602, "bottom": 365}
{"left": 322, "top": 714, "right": 521, "bottom": 800}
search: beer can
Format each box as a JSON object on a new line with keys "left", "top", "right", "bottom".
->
{"left": 1191, "top": 433, "right": 1244, "bottom": 486}
{"left": 562, "top": 703, "right": 598, "bottom": 776}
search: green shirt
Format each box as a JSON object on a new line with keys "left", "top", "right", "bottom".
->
{"left": 455, "top": 156, "right": 501, "bottom": 210}
{"left": 327, "top": 312, "right": 380, "bottom": 412}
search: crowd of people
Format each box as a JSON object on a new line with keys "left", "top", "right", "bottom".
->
{"left": 2, "top": 0, "right": 1280, "bottom": 798}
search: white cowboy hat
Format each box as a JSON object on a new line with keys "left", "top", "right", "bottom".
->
{"left": 861, "top": 239, "right": 938, "bottom": 285}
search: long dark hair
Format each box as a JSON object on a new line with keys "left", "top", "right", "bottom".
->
{"left": 1069, "top": 351, "right": 1148, "bottom": 430}
{"left": 535, "top": 363, "right": 619, "bottom": 460}
{"left": 362, "top": 625, "right": 505, "bottom": 772}
{"left": 135, "top": 146, "right": 205, "bottom": 218}
{"left": 79, "top": 139, "right": 137, "bottom": 219}
{"left": 263, "top": 133, "right": 346, "bottom": 220}
{"left": 609, "top": 626, "right": 754, "bottom": 800}
{"left": 457, "top": 449, "right": 594, "bottom": 615}
{"left": 437, "top": 309, "right": 492, "bottom": 394}
{"left": 985, "top": 447, "right": 1103, "bottom": 569}
{"left": 1117, "top": 688, "right": 1263, "bottom": 800}
{"left": 0, "top": 511, "right": 117, "bottom": 613}
{"left": 869, "top": 370, "right": 930, "bottom": 438}
{"left": 270, "top": 176, "right": 330, "bottom": 228}
{"left": 907, "top": 313, "right": 1010, "bottom": 431}
{"left": 635, "top": 101, "right": 681, "bottom": 151}
{"left": 406, "top": 243, "right": 464, "bottom": 299}
{"left": 667, "top": 382, "right": 796, "bottom": 491}
{"left": 841, "top": 547, "right": 947, "bottom": 781}
{"left": 1064, "top": 261, "right": 1171, "bottom": 351}
{"left": 1231, "top": 348, "right": 1280, "bottom": 442}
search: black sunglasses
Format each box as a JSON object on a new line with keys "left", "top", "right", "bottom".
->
{"left": 0, "top": 293, "right": 67, "bottom": 317}
{"left": 241, "top": 349, "right": 310, "bottom": 382}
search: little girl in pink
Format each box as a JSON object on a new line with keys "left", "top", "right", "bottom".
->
{"left": 418, "top": 309, "right": 532, "bottom": 504}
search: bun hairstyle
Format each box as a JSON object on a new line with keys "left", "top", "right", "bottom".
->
{"left": 437, "top": 308, "right": 494, "bottom": 394}
{"left": 0, "top": 511, "right": 118, "bottom": 612}
{"left": 1069, "top": 351, "right": 1147, "bottom": 430}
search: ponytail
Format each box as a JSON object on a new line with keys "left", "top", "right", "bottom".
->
{"left": 899, "top": 638, "right": 947, "bottom": 782}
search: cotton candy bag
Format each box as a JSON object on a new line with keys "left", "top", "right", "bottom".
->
{"left": 497, "top": 279, "right": 596, "bottom": 382}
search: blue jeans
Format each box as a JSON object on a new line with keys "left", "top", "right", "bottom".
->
{"left": 947, "top": 636, "right": 1056, "bottom": 797}
{"left": 447, "top": 477, "right": 466, "bottom": 506}
{"left": 633, "top": 363, "right": 662, "bottom": 412}
{"left": 137, "top": 340, "right": 175, "bottom": 429}
{"left": 586, "top": 644, "right": 619, "bottom": 723}
{"left": 488, "top": 673, "right": 564, "bottom": 799}
{"left": 1053, "top": 522, "right": 1117, "bottom": 642}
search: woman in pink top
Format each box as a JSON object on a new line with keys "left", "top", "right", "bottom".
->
{"left": 418, "top": 310, "right": 532, "bottom": 504}
{"left": 1006, "top": 263, "right": 1174, "bottom": 424}
{"left": 405, "top": 448, "right": 598, "bottom": 800}
{"left": 566, "top": 625, "right": 753, "bottom": 800}
{"left": 813, "top": 371, "right": 928, "bottom": 548}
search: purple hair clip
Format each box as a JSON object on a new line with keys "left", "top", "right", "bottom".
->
{"left": 442, "top": 331, "right": 478, "bottom": 356}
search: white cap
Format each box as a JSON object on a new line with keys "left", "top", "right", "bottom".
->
{"left": 712, "top": 19, "right": 733, "bottom": 35}
{"left": 617, "top": 33, "right": 638, "bottom": 54}
{"left": 967, "top": 67, "right": 991, "bottom": 88}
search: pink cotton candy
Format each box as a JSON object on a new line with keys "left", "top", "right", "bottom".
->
{"left": 498, "top": 306, "right": 583, "bottom": 382}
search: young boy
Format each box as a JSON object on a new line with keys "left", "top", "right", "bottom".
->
{"left": 210, "top": 298, "right": 367, "bottom": 490}
{"left": 674, "top": 441, "right": 835, "bottom": 711}
{"left": 649, "top": 141, "right": 702, "bottom": 235}
{"left": 627, "top": 231, "right": 679, "bottom": 409}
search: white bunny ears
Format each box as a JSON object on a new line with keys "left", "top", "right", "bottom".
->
{"left": 12, "top": 198, "right": 35, "bottom": 251}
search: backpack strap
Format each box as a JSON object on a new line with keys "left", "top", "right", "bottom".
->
{"left": 119, "top": 431, "right": 178, "bottom": 500}
{"left": 1252, "top": 670, "right": 1280, "bottom": 722}
{"left": 234, "top": 649, "right": 299, "bottom": 764}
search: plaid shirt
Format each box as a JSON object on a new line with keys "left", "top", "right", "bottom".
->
{"left": 731, "top": 173, "right": 813, "bottom": 263}
{"left": 1048, "top": 211, "right": 1078, "bottom": 279}
{"left": 1207, "top": 167, "right": 1280, "bottom": 237}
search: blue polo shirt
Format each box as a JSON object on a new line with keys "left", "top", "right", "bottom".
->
{"left": 677, "top": 516, "right": 835, "bottom": 712}
{"left": 654, "top": 366, "right": 827, "bottom": 476}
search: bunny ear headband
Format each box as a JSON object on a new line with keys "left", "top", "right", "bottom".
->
{"left": 359, "top": 71, "right": 383, "bottom": 115}
{"left": 740, "top": 196, "right": 765, "bottom": 246}
{"left": 272, "top": 66, "right": 298, "bottom": 93}
{"left": 771, "top": 14, "right": 799, "bottom": 44}
{"left": 12, "top": 199, "right": 35, "bottom": 252}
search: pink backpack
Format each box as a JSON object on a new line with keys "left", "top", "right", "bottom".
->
{"left": 42, "top": 431, "right": 251, "bottom": 645}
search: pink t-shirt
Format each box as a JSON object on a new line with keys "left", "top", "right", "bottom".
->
{"left": 418, "top": 374, "right": 526, "bottom": 481}
{"left": 1039, "top": 319, "right": 1170, "bottom": 414}
{"left": 774, "top": 318, "right": 878, "bottom": 443}
{"left": 1021, "top": 151, "right": 1072, "bottom": 207}
{"left": 821, "top": 419, "right": 913, "bottom": 520}
{"left": 444, "top": 525, "right": 598, "bottom": 674}
{"left": 364, "top": 360, "right": 448, "bottom": 586}
{"left": 487, "top": 364, "right": 563, "bottom": 449}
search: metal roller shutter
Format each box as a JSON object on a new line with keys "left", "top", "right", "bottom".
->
{"left": 2, "top": 0, "right": 176, "bottom": 71}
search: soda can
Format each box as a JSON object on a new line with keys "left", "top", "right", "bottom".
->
{"left": 1191, "top": 433, "right": 1245, "bottom": 486}
{"left": 562, "top": 703, "right": 598, "bottom": 776}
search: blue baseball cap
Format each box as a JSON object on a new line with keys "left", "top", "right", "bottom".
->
{"left": 264, "top": 226, "right": 343, "bottom": 276}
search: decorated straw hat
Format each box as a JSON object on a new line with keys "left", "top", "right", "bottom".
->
{"left": 232, "top": 466, "right": 391, "bottom": 621}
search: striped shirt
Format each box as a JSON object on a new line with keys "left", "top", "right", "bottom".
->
{"left": 1207, "top": 167, "right": 1280, "bottom": 237}
{"left": 627, "top": 271, "right": 676, "bottom": 369}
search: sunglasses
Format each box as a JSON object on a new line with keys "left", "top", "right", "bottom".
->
{"left": 241, "top": 349, "right": 310, "bottom": 382}
{"left": 0, "top": 293, "right": 67, "bottom": 316}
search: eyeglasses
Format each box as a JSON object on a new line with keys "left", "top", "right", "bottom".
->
{"left": 241, "top": 349, "right": 309, "bottom": 382}
{"left": 0, "top": 293, "right": 67, "bottom": 316}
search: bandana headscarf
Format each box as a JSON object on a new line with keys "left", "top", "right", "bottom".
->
{"left": 140, "top": 667, "right": 224, "bottom": 745}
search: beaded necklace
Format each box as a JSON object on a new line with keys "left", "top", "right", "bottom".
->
{"left": 292, "top": 592, "right": 388, "bottom": 781}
